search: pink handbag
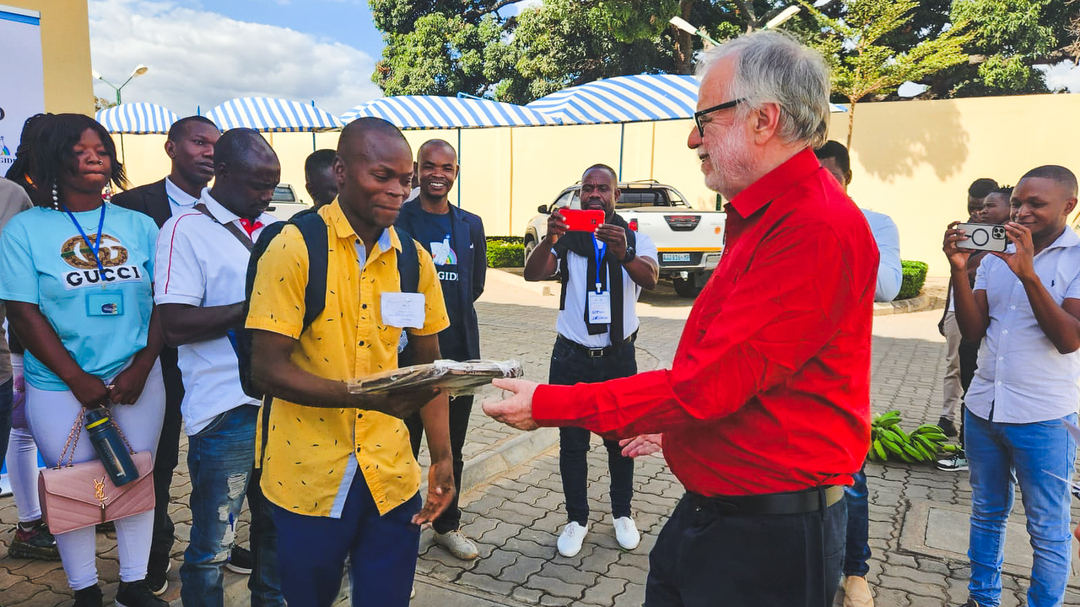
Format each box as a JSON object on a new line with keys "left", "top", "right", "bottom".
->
{"left": 37, "top": 413, "right": 155, "bottom": 535}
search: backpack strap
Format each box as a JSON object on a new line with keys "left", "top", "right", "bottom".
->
{"left": 394, "top": 227, "right": 420, "bottom": 294}
{"left": 290, "top": 210, "right": 329, "bottom": 328}
{"left": 193, "top": 203, "right": 255, "bottom": 252}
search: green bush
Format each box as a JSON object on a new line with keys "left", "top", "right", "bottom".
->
{"left": 897, "top": 260, "right": 928, "bottom": 301}
{"left": 486, "top": 235, "right": 524, "bottom": 245}
{"left": 487, "top": 240, "right": 524, "bottom": 268}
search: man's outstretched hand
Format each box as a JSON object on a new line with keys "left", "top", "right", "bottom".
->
{"left": 413, "top": 459, "right": 455, "bottom": 525}
{"left": 483, "top": 378, "right": 541, "bottom": 431}
{"left": 619, "top": 434, "right": 663, "bottom": 458}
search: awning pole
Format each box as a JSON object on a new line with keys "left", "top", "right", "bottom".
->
{"left": 618, "top": 123, "right": 625, "bottom": 180}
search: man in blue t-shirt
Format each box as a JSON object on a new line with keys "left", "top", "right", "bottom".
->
{"left": 395, "top": 139, "right": 486, "bottom": 561}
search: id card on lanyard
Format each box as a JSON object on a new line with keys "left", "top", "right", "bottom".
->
{"left": 64, "top": 204, "right": 124, "bottom": 316}
{"left": 588, "top": 236, "right": 612, "bottom": 324}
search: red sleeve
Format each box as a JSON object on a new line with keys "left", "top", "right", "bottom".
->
{"left": 533, "top": 221, "right": 865, "bottom": 437}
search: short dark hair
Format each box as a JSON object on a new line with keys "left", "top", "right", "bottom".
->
{"left": 29, "top": 113, "right": 126, "bottom": 203}
{"left": 305, "top": 149, "right": 337, "bottom": 176}
{"left": 1019, "top": 165, "right": 1078, "bottom": 198}
{"left": 338, "top": 117, "right": 407, "bottom": 160}
{"left": 968, "top": 178, "right": 998, "bottom": 199}
{"left": 990, "top": 185, "right": 1013, "bottom": 198}
{"left": 583, "top": 163, "right": 617, "bottom": 182}
{"left": 167, "top": 115, "right": 219, "bottom": 142}
{"left": 214, "top": 128, "right": 275, "bottom": 172}
{"left": 813, "top": 140, "right": 850, "bottom": 177}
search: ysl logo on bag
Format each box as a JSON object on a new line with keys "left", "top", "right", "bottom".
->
{"left": 94, "top": 476, "right": 107, "bottom": 521}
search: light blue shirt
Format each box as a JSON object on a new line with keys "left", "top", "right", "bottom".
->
{"left": 861, "top": 209, "right": 902, "bottom": 303}
{"left": 0, "top": 204, "right": 158, "bottom": 390}
{"left": 966, "top": 227, "right": 1080, "bottom": 423}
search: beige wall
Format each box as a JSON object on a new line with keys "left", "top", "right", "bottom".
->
{"left": 112, "top": 93, "right": 1080, "bottom": 274}
{"left": 6, "top": 0, "right": 93, "bottom": 115}
{"left": 840, "top": 94, "right": 1080, "bottom": 276}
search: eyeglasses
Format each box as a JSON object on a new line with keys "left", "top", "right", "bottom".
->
{"left": 693, "top": 99, "right": 745, "bottom": 139}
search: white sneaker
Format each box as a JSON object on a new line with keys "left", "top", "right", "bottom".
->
{"left": 557, "top": 522, "right": 588, "bottom": 557}
{"left": 613, "top": 516, "right": 640, "bottom": 550}
{"left": 411, "top": 585, "right": 416, "bottom": 600}
{"left": 433, "top": 529, "right": 479, "bottom": 560}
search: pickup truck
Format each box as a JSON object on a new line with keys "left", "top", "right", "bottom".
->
{"left": 524, "top": 180, "right": 725, "bottom": 297}
{"left": 265, "top": 183, "right": 313, "bottom": 220}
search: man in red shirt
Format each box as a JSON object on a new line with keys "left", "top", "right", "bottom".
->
{"left": 485, "top": 30, "right": 878, "bottom": 607}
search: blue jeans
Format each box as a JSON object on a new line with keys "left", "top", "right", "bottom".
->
{"left": 548, "top": 337, "right": 637, "bottom": 525}
{"left": 272, "top": 477, "right": 422, "bottom": 607}
{"left": 0, "top": 377, "right": 12, "bottom": 472}
{"left": 843, "top": 466, "right": 871, "bottom": 577}
{"left": 966, "top": 409, "right": 1077, "bottom": 607}
{"left": 181, "top": 406, "right": 282, "bottom": 607}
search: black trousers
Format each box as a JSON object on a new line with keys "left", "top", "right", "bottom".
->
{"left": 958, "top": 339, "right": 980, "bottom": 450}
{"left": 149, "top": 346, "right": 184, "bottom": 574}
{"left": 405, "top": 394, "right": 474, "bottom": 534}
{"left": 548, "top": 336, "right": 637, "bottom": 525}
{"left": 646, "top": 493, "right": 847, "bottom": 607}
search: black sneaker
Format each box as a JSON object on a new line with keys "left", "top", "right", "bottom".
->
{"left": 226, "top": 545, "right": 253, "bottom": 574}
{"left": 10, "top": 520, "right": 61, "bottom": 561}
{"left": 114, "top": 580, "right": 168, "bottom": 607}
{"left": 955, "top": 601, "right": 979, "bottom": 607}
{"left": 938, "top": 416, "right": 958, "bottom": 438}
{"left": 95, "top": 521, "right": 115, "bottom": 534}
{"left": 72, "top": 584, "right": 103, "bottom": 607}
{"left": 145, "top": 561, "right": 170, "bottom": 596}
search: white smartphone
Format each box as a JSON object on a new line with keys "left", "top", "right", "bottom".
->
{"left": 956, "top": 223, "right": 1008, "bottom": 253}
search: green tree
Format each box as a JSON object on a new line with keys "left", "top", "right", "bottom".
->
{"left": 94, "top": 96, "right": 117, "bottom": 111}
{"left": 799, "top": 0, "right": 974, "bottom": 147}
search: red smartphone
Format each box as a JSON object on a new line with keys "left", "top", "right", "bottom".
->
{"left": 559, "top": 209, "right": 605, "bottom": 232}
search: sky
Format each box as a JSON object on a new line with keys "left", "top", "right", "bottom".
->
{"left": 88, "top": 0, "right": 1078, "bottom": 118}
{"left": 87, "top": 0, "right": 541, "bottom": 117}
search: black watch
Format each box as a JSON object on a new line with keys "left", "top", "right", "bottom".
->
{"left": 619, "top": 246, "right": 636, "bottom": 264}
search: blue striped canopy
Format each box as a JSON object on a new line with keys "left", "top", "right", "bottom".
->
{"left": 95, "top": 103, "right": 180, "bottom": 134}
{"left": 339, "top": 96, "right": 560, "bottom": 129}
{"left": 205, "top": 98, "right": 343, "bottom": 132}
{"left": 527, "top": 74, "right": 847, "bottom": 125}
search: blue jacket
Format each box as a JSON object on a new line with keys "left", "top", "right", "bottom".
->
{"left": 395, "top": 198, "right": 486, "bottom": 361}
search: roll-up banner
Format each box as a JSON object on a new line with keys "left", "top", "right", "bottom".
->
{"left": 0, "top": 4, "right": 45, "bottom": 178}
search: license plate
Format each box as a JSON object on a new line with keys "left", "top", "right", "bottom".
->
{"left": 662, "top": 253, "right": 691, "bottom": 262}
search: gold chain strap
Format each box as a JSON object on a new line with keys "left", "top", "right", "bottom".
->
{"left": 54, "top": 407, "right": 136, "bottom": 469}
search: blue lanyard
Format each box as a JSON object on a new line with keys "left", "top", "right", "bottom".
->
{"left": 62, "top": 203, "right": 107, "bottom": 273}
{"left": 593, "top": 236, "right": 606, "bottom": 293}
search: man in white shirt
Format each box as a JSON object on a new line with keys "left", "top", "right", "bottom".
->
{"left": 154, "top": 129, "right": 283, "bottom": 607}
{"left": 523, "top": 164, "right": 659, "bottom": 558}
{"left": 112, "top": 115, "right": 225, "bottom": 594}
{"left": 944, "top": 165, "right": 1080, "bottom": 607}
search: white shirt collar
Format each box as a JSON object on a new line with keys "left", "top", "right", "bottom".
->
{"left": 197, "top": 188, "right": 240, "bottom": 225}
{"left": 164, "top": 177, "right": 199, "bottom": 207}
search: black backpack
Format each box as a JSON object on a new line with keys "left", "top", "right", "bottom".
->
{"left": 235, "top": 208, "right": 420, "bottom": 400}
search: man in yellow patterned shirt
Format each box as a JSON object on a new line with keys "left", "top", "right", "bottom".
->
{"left": 246, "top": 117, "right": 453, "bottom": 607}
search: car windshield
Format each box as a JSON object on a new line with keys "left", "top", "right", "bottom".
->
{"left": 616, "top": 188, "right": 687, "bottom": 209}
{"left": 272, "top": 186, "right": 296, "bottom": 202}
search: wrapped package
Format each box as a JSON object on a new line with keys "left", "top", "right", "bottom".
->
{"left": 347, "top": 359, "right": 523, "bottom": 397}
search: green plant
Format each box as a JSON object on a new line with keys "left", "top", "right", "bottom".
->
{"left": 896, "top": 260, "right": 928, "bottom": 300}
{"left": 487, "top": 241, "right": 524, "bottom": 268}
{"left": 486, "top": 235, "right": 524, "bottom": 245}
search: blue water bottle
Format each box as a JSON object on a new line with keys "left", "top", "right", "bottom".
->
{"left": 84, "top": 408, "right": 139, "bottom": 486}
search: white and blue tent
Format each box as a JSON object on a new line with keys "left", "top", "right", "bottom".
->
{"left": 339, "top": 95, "right": 560, "bottom": 129}
{"left": 95, "top": 102, "right": 180, "bottom": 134}
{"left": 205, "top": 97, "right": 344, "bottom": 132}
{"left": 527, "top": 73, "right": 847, "bottom": 125}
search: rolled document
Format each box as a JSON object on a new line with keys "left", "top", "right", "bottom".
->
{"left": 347, "top": 359, "right": 523, "bottom": 397}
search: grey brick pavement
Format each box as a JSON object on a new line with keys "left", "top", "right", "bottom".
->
{"left": 3, "top": 274, "right": 1080, "bottom": 606}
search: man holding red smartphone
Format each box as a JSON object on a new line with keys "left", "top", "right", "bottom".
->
{"left": 522, "top": 164, "right": 659, "bottom": 558}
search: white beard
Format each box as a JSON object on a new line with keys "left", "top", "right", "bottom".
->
{"left": 703, "top": 124, "right": 754, "bottom": 199}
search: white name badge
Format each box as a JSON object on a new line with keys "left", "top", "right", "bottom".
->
{"left": 588, "top": 291, "right": 612, "bottom": 324}
{"left": 381, "top": 292, "right": 426, "bottom": 328}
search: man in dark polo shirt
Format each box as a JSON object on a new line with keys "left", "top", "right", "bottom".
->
{"left": 485, "top": 30, "right": 877, "bottom": 607}
{"left": 395, "top": 139, "right": 486, "bottom": 561}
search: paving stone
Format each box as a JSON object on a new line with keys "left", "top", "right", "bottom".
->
{"left": 581, "top": 577, "right": 628, "bottom": 606}
{"left": 456, "top": 570, "right": 517, "bottom": 596}
{"left": 524, "top": 574, "right": 582, "bottom": 599}
{"left": 498, "top": 554, "right": 547, "bottom": 584}
{"left": 511, "top": 585, "right": 544, "bottom": 604}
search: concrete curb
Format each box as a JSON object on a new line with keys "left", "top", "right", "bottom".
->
{"left": 192, "top": 428, "right": 561, "bottom": 607}
{"left": 873, "top": 291, "right": 947, "bottom": 316}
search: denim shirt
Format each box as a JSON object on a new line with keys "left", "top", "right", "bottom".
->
{"left": 966, "top": 227, "right": 1080, "bottom": 423}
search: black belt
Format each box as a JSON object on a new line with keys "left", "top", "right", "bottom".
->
{"left": 556, "top": 332, "right": 636, "bottom": 358}
{"left": 686, "top": 485, "right": 845, "bottom": 517}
